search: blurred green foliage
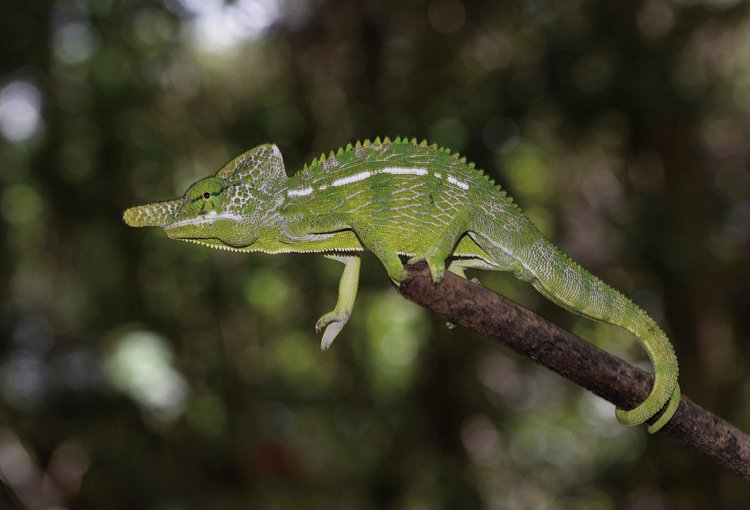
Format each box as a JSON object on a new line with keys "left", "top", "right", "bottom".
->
{"left": 1, "top": 0, "right": 750, "bottom": 508}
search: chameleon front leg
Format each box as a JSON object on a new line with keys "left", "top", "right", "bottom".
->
{"left": 300, "top": 214, "right": 405, "bottom": 283}
{"left": 348, "top": 220, "right": 407, "bottom": 283}
{"left": 316, "top": 254, "right": 361, "bottom": 351}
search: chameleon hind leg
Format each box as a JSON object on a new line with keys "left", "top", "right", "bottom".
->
{"left": 447, "top": 260, "right": 470, "bottom": 279}
{"left": 408, "top": 213, "right": 470, "bottom": 283}
{"left": 446, "top": 259, "right": 484, "bottom": 285}
{"left": 443, "top": 259, "right": 483, "bottom": 330}
{"left": 316, "top": 254, "right": 361, "bottom": 350}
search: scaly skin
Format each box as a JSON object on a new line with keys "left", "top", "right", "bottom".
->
{"left": 123, "top": 137, "right": 680, "bottom": 433}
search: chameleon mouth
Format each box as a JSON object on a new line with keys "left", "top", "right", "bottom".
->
{"left": 165, "top": 211, "right": 245, "bottom": 231}
{"left": 180, "top": 238, "right": 251, "bottom": 252}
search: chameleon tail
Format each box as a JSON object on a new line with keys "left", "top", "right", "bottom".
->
{"left": 473, "top": 222, "right": 680, "bottom": 433}
{"left": 526, "top": 240, "right": 681, "bottom": 433}
{"left": 612, "top": 308, "right": 680, "bottom": 433}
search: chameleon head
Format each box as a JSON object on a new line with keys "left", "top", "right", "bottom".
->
{"left": 123, "top": 144, "right": 287, "bottom": 250}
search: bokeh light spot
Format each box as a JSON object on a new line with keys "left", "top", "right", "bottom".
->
{"left": 53, "top": 22, "right": 99, "bottom": 64}
{"left": 245, "top": 268, "right": 291, "bottom": 315}
{"left": 1, "top": 183, "right": 44, "bottom": 227}
{"left": 0, "top": 81, "right": 43, "bottom": 142}
{"left": 104, "top": 330, "right": 188, "bottom": 423}
{"left": 179, "top": 0, "right": 282, "bottom": 52}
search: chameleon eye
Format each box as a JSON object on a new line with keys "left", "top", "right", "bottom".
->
{"left": 203, "top": 192, "right": 211, "bottom": 200}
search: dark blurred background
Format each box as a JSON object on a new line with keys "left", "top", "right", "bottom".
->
{"left": 1, "top": 0, "right": 749, "bottom": 508}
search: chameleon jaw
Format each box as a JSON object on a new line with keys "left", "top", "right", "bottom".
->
{"left": 166, "top": 210, "right": 244, "bottom": 230}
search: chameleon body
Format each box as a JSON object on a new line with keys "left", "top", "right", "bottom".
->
{"left": 124, "top": 138, "right": 680, "bottom": 433}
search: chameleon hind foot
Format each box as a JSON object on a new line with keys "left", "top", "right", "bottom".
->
{"left": 407, "top": 214, "right": 468, "bottom": 284}
{"left": 407, "top": 254, "right": 446, "bottom": 283}
{"left": 443, "top": 265, "right": 482, "bottom": 329}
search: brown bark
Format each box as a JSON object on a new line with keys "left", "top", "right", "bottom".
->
{"left": 398, "top": 262, "right": 750, "bottom": 480}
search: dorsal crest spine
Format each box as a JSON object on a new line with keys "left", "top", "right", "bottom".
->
{"left": 297, "top": 137, "right": 493, "bottom": 187}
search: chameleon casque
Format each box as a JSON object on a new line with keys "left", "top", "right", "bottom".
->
{"left": 123, "top": 137, "right": 680, "bottom": 433}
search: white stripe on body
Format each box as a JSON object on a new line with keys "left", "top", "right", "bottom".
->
{"left": 331, "top": 171, "right": 372, "bottom": 187}
{"left": 287, "top": 186, "right": 313, "bottom": 197}
{"left": 447, "top": 176, "right": 469, "bottom": 190}
{"left": 331, "top": 167, "right": 428, "bottom": 188}
{"left": 286, "top": 166, "right": 470, "bottom": 199}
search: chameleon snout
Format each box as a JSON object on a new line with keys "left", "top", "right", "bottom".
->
{"left": 123, "top": 200, "right": 180, "bottom": 228}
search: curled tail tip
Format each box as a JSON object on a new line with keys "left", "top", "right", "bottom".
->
{"left": 614, "top": 384, "right": 681, "bottom": 433}
{"left": 646, "top": 385, "right": 681, "bottom": 434}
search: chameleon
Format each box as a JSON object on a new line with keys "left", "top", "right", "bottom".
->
{"left": 123, "top": 137, "right": 680, "bottom": 433}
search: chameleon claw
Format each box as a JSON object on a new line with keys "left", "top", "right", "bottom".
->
{"left": 320, "top": 321, "right": 345, "bottom": 351}
{"left": 315, "top": 311, "right": 350, "bottom": 351}
{"left": 388, "top": 267, "right": 408, "bottom": 285}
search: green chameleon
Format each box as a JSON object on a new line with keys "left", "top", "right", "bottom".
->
{"left": 123, "top": 137, "right": 680, "bottom": 433}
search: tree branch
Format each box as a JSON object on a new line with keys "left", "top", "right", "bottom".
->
{"left": 398, "top": 262, "right": 750, "bottom": 480}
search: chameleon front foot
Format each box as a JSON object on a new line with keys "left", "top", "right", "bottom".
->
{"left": 315, "top": 312, "right": 350, "bottom": 351}
{"left": 318, "top": 255, "right": 361, "bottom": 351}
{"left": 389, "top": 266, "right": 409, "bottom": 285}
